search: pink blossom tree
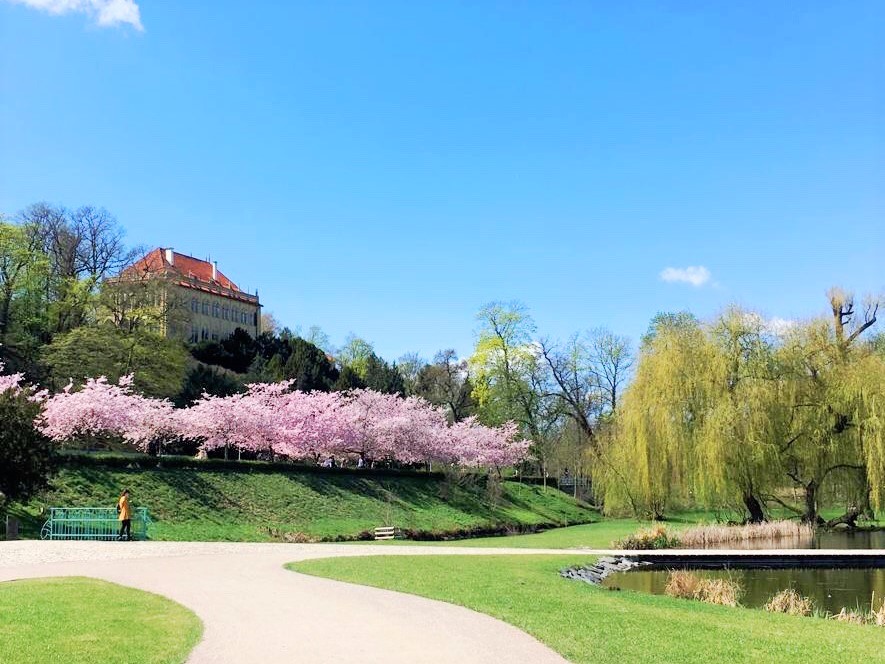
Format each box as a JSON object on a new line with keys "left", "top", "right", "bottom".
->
{"left": 0, "top": 362, "right": 26, "bottom": 396}
{"left": 38, "top": 375, "right": 174, "bottom": 448}
{"left": 33, "top": 366, "right": 532, "bottom": 469}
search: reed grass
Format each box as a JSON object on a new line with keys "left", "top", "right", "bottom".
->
{"left": 763, "top": 589, "right": 814, "bottom": 616}
{"left": 679, "top": 520, "right": 813, "bottom": 548}
{"left": 872, "top": 602, "right": 885, "bottom": 627}
{"left": 664, "top": 571, "right": 742, "bottom": 607}
{"left": 833, "top": 608, "right": 868, "bottom": 625}
{"left": 612, "top": 525, "right": 682, "bottom": 550}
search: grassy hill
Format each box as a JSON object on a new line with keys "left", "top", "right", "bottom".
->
{"left": 11, "top": 459, "right": 596, "bottom": 542}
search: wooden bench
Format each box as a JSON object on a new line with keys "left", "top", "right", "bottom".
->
{"left": 373, "top": 526, "right": 397, "bottom": 541}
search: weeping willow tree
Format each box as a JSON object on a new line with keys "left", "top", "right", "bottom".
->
{"left": 773, "top": 290, "right": 885, "bottom": 524}
{"left": 599, "top": 294, "right": 885, "bottom": 525}
{"left": 596, "top": 312, "right": 715, "bottom": 518}
{"left": 696, "top": 310, "right": 785, "bottom": 521}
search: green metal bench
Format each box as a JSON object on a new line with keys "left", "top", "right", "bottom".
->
{"left": 40, "top": 507, "right": 151, "bottom": 541}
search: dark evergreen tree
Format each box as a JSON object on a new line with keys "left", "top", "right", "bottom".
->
{"left": 283, "top": 337, "right": 339, "bottom": 391}
{"left": 364, "top": 353, "right": 406, "bottom": 395}
{"left": 333, "top": 365, "right": 366, "bottom": 391}
{"left": 175, "top": 364, "right": 243, "bottom": 407}
{"left": 219, "top": 328, "right": 257, "bottom": 373}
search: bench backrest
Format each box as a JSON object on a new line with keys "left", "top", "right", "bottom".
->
{"left": 41, "top": 507, "right": 151, "bottom": 541}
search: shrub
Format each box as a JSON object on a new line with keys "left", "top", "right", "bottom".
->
{"left": 664, "top": 571, "right": 742, "bottom": 607}
{"left": 266, "top": 528, "right": 318, "bottom": 543}
{"left": 0, "top": 393, "right": 55, "bottom": 509}
{"left": 614, "top": 525, "right": 682, "bottom": 550}
{"left": 764, "top": 589, "right": 814, "bottom": 616}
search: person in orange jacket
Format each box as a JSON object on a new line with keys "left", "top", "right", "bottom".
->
{"left": 117, "top": 489, "right": 132, "bottom": 541}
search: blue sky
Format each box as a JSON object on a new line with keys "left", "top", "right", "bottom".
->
{"left": 1, "top": 1, "right": 882, "bottom": 361}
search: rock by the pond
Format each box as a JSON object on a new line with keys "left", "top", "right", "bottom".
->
{"left": 561, "top": 557, "right": 646, "bottom": 585}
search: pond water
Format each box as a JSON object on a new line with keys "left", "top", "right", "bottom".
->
{"left": 603, "top": 567, "right": 885, "bottom": 615}
{"left": 601, "top": 530, "right": 885, "bottom": 614}
{"left": 700, "top": 529, "right": 885, "bottom": 550}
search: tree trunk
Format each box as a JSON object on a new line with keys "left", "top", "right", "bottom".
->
{"left": 0, "top": 289, "right": 12, "bottom": 339}
{"left": 743, "top": 493, "right": 766, "bottom": 523}
{"left": 802, "top": 480, "right": 819, "bottom": 525}
{"left": 825, "top": 507, "right": 860, "bottom": 529}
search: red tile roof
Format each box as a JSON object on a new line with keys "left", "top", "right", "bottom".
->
{"left": 123, "top": 248, "right": 257, "bottom": 303}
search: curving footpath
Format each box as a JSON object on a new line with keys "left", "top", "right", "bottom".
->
{"left": 0, "top": 541, "right": 584, "bottom": 663}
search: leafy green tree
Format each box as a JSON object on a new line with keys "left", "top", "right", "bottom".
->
{"left": 337, "top": 334, "right": 375, "bottom": 378}
{"left": 21, "top": 203, "right": 140, "bottom": 334}
{"left": 469, "top": 301, "right": 558, "bottom": 478}
{"left": 43, "top": 325, "right": 188, "bottom": 399}
{"left": 0, "top": 220, "right": 46, "bottom": 339}
{"left": 0, "top": 392, "right": 54, "bottom": 511}
{"left": 469, "top": 301, "right": 545, "bottom": 432}
{"left": 414, "top": 350, "right": 474, "bottom": 422}
{"left": 303, "top": 325, "right": 332, "bottom": 354}
{"left": 396, "top": 351, "right": 425, "bottom": 395}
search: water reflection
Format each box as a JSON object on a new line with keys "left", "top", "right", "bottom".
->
{"left": 700, "top": 529, "right": 885, "bottom": 550}
{"left": 604, "top": 567, "right": 885, "bottom": 615}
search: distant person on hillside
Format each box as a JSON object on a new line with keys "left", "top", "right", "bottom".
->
{"left": 357, "top": 454, "right": 365, "bottom": 469}
{"left": 116, "top": 489, "right": 132, "bottom": 541}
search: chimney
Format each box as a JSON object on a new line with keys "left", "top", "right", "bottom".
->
{"left": 164, "top": 248, "right": 174, "bottom": 266}
{"left": 212, "top": 261, "right": 218, "bottom": 281}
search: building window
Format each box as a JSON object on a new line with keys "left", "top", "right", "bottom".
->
{"left": 201, "top": 328, "right": 209, "bottom": 341}
{"left": 190, "top": 327, "right": 198, "bottom": 343}
{"left": 202, "top": 301, "right": 209, "bottom": 315}
{"left": 222, "top": 306, "right": 229, "bottom": 320}
{"left": 212, "top": 303, "right": 220, "bottom": 318}
{"left": 191, "top": 298, "right": 198, "bottom": 313}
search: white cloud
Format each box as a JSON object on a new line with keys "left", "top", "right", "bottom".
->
{"left": 739, "top": 312, "right": 796, "bottom": 337}
{"left": 765, "top": 317, "right": 796, "bottom": 337}
{"left": 6, "top": 0, "right": 143, "bottom": 30}
{"left": 659, "top": 265, "right": 711, "bottom": 287}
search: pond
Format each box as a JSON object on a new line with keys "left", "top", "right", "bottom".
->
{"left": 700, "top": 529, "right": 885, "bottom": 550}
{"left": 603, "top": 567, "right": 885, "bottom": 615}
{"left": 601, "top": 529, "right": 885, "bottom": 614}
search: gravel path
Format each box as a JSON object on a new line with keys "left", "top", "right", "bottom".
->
{"left": 0, "top": 541, "right": 584, "bottom": 663}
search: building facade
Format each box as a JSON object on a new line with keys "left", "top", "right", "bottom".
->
{"left": 121, "top": 248, "right": 261, "bottom": 342}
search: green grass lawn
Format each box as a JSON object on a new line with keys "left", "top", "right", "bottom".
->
{"left": 290, "top": 555, "right": 885, "bottom": 664}
{"left": 11, "top": 465, "right": 596, "bottom": 541}
{"left": 0, "top": 577, "right": 202, "bottom": 664}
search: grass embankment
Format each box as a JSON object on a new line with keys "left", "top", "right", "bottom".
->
{"left": 12, "top": 463, "right": 595, "bottom": 541}
{"left": 366, "top": 510, "right": 720, "bottom": 548}
{"left": 0, "top": 577, "right": 201, "bottom": 664}
{"left": 291, "top": 555, "right": 885, "bottom": 664}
